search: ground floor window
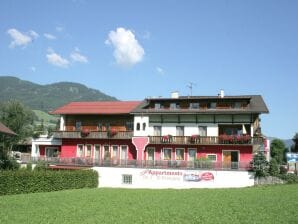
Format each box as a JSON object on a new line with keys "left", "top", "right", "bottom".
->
{"left": 163, "top": 148, "right": 172, "bottom": 160}
{"left": 111, "top": 145, "right": 119, "bottom": 160}
{"left": 147, "top": 147, "right": 155, "bottom": 160}
{"left": 122, "top": 174, "right": 132, "bottom": 184}
{"left": 188, "top": 148, "right": 197, "bottom": 161}
{"left": 94, "top": 145, "right": 100, "bottom": 160}
{"left": 103, "top": 145, "right": 110, "bottom": 160}
{"left": 175, "top": 148, "right": 184, "bottom": 160}
{"left": 45, "top": 147, "right": 60, "bottom": 157}
{"left": 121, "top": 145, "right": 128, "bottom": 160}
{"left": 85, "top": 144, "right": 92, "bottom": 157}
{"left": 206, "top": 154, "right": 217, "bottom": 161}
{"left": 77, "top": 144, "right": 84, "bottom": 157}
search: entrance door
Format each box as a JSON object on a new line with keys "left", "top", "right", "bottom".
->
{"left": 223, "top": 151, "right": 239, "bottom": 169}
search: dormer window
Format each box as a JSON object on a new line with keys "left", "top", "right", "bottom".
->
{"left": 208, "top": 102, "right": 217, "bottom": 109}
{"left": 234, "top": 102, "right": 241, "bottom": 109}
{"left": 190, "top": 103, "right": 199, "bottom": 109}
{"left": 155, "top": 103, "right": 161, "bottom": 109}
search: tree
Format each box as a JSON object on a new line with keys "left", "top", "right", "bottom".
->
{"left": 0, "top": 100, "right": 35, "bottom": 152}
{"left": 251, "top": 152, "right": 269, "bottom": 177}
{"left": 270, "top": 139, "right": 286, "bottom": 164}
{"left": 292, "top": 133, "right": 298, "bottom": 153}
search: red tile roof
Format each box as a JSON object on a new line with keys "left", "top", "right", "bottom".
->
{"left": 0, "top": 122, "right": 16, "bottom": 135}
{"left": 50, "top": 101, "right": 142, "bottom": 115}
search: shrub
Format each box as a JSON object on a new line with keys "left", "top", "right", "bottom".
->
{"left": 251, "top": 152, "right": 269, "bottom": 177}
{"left": 269, "top": 158, "right": 279, "bottom": 176}
{"left": 0, "top": 169, "right": 98, "bottom": 195}
{"left": 34, "top": 160, "right": 48, "bottom": 171}
{"left": 279, "top": 173, "right": 298, "bottom": 184}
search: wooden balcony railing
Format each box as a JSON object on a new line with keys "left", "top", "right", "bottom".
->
{"left": 31, "top": 157, "right": 252, "bottom": 171}
{"left": 52, "top": 131, "right": 133, "bottom": 139}
{"left": 149, "top": 135, "right": 264, "bottom": 145}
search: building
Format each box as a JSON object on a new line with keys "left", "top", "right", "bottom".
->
{"left": 31, "top": 91, "right": 269, "bottom": 171}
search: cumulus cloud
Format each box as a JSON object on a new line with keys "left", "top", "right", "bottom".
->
{"left": 70, "top": 48, "right": 88, "bottom": 63}
{"left": 7, "top": 28, "right": 39, "bottom": 48}
{"left": 46, "top": 48, "right": 69, "bottom": 68}
{"left": 105, "top": 27, "right": 145, "bottom": 67}
{"left": 44, "top": 33, "right": 57, "bottom": 40}
{"left": 156, "top": 67, "right": 165, "bottom": 75}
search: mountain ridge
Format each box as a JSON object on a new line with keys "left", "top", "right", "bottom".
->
{"left": 0, "top": 76, "right": 117, "bottom": 112}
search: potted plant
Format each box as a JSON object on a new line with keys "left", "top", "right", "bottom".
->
{"left": 80, "top": 129, "right": 90, "bottom": 137}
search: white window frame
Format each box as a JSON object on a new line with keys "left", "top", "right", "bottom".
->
{"left": 85, "top": 144, "right": 92, "bottom": 157}
{"left": 103, "top": 145, "right": 110, "bottom": 160}
{"left": 146, "top": 147, "right": 155, "bottom": 160}
{"left": 175, "top": 148, "right": 185, "bottom": 160}
{"left": 111, "top": 145, "right": 119, "bottom": 160}
{"left": 206, "top": 154, "right": 217, "bottom": 162}
{"left": 77, "top": 144, "right": 84, "bottom": 157}
{"left": 188, "top": 148, "right": 197, "bottom": 161}
{"left": 163, "top": 148, "right": 172, "bottom": 160}
{"left": 176, "top": 126, "right": 184, "bottom": 136}
{"left": 45, "top": 147, "right": 59, "bottom": 158}
{"left": 94, "top": 144, "right": 101, "bottom": 159}
{"left": 120, "top": 145, "right": 128, "bottom": 160}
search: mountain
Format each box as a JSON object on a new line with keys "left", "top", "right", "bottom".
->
{"left": 0, "top": 76, "right": 117, "bottom": 112}
{"left": 267, "top": 137, "right": 294, "bottom": 149}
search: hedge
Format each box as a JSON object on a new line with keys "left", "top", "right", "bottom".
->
{"left": 0, "top": 169, "right": 98, "bottom": 195}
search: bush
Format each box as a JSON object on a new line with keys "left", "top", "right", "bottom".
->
{"left": 251, "top": 152, "right": 269, "bottom": 177}
{"left": 0, "top": 169, "right": 98, "bottom": 195}
{"left": 0, "top": 156, "right": 20, "bottom": 170}
{"left": 269, "top": 159, "right": 279, "bottom": 176}
{"left": 279, "top": 173, "right": 298, "bottom": 184}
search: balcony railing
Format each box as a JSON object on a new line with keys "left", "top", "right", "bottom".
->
{"left": 31, "top": 157, "right": 252, "bottom": 171}
{"left": 52, "top": 131, "right": 133, "bottom": 139}
{"left": 150, "top": 135, "right": 264, "bottom": 145}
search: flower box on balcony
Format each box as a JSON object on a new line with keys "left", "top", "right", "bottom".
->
{"left": 80, "top": 129, "right": 90, "bottom": 137}
{"left": 107, "top": 129, "right": 117, "bottom": 138}
{"left": 161, "top": 134, "right": 173, "bottom": 143}
{"left": 190, "top": 135, "right": 200, "bottom": 143}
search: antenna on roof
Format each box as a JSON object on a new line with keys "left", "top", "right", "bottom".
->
{"left": 187, "top": 82, "right": 196, "bottom": 96}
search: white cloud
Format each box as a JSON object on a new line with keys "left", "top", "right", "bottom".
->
{"left": 29, "top": 66, "right": 36, "bottom": 72}
{"left": 156, "top": 66, "right": 165, "bottom": 75}
{"left": 70, "top": 49, "right": 88, "bottom": 63}
{"left": 44, "top": 33, "right": 57, "bottom": 40}
{"left": 46, "top": 48, "right": 69, "bottom": 68}
{"left": 56, "top": 26, "right": 63, "bottom": 32}
{"left": 7, "top": 28, "right": 39, "bottom": 48}
{"left": 105, "top": 27, "right": 145, "bottom": 67}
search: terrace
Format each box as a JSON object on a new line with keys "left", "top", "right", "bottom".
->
{"left": 31, "top": 157, "right": 252, "bottom": 171}
{"left": 52, "top": 131, "right": 133, "bottom": 139}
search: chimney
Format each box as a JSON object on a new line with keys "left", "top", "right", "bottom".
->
{"left": 220, "top": 89, "right": 224, "bottom": 98}
{"left": 171, "top": 91, "right": 179, "bottom": 99}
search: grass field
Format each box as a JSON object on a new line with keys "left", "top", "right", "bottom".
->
{"left": 0, "top": 185, "right": 298, "bottom": 224}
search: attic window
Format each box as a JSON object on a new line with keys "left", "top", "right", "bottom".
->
{"left": 208, "top": 102, "right": 217, "bottom": 109}
{"left": 190, "top": 103, "right": 199, "bottom": 109}
{"left": 155, "top": 103, "right": 161, "bottom": 109}
{"left": 234, "top": 102, "right": 241, "bottom": 109}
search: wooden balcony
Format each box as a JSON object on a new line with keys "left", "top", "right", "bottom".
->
{"left": 52, "top": 131, "right": 133, "bottom": 139}
{"left": 149, "top": 135, "right": 264, "bottom": 145}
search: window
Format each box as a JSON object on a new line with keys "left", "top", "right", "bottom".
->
{"left": 98, "top": 123, "right": 102, "bottom": 131}
{"left": 208, "top": 102, "right": 216, "bottom": 109}
{"left": 142, "top": 122, "right": 146, "bottom": 131}
{"left": 188, "top": 149, "right": 197, "bottom": 161}
{"left": 207, "top": 154, "right": 217, "bottom": 161}
{"left": 111, "top": 145, "right": 118, "bottom": 159}
{"left": 147, "top": 147, "right": 155, "bottom": 160}
{"left": 163, "top": 148, "right": 172, "bottom": 160}
{"left": 77, "top": 144, "right": 84, "bottom": 157}
{"left": 45, "top": 147, "right": 60, "bottom": 158}
{"left": 234, "top": 102, "right": 241, "bottom": 109}
{"left": 153, "top": 126, "right": 161, "bottom": 136}
{"left": 155, "top": 103, "right": 161, "bottom": 109}
{"left": 94, "top": 145, "right": 100, "bottom": 159}
{"left": 121, "top": 145, "right": 128, "bottom": 160}
{"left": 176, "top": 126, "right": 184, "bottom": 136}
{"left": 190, "top": 103, "right": 199, "bottom": 109}
{"left": 198, "top": 126, "right": 207, "bottom": 136}
{"left": 126, "top": 121, "right": 134, "bottom": 131}
{"left": 85, "top": 145, "right": 92, "bottom": 157}
{"left": 75, "top": 121, "right": 82, "bottom": 131}
{"left": 136, "top": 123, "right": 140, "bottom": 131}
{"left": 176, "top": 148, "right": 184, "bottom": 160}
{"left": 103, "top": 145, "right": 110, "bottom": 160}
{"left": 122, "top": 174, "right": 132, "bottom": 184}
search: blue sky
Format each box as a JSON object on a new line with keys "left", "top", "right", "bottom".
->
{"left": 0, "top": 0, "right": 297, "bottom": 139}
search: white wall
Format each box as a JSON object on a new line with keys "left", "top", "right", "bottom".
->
{"left": 134, "top": 116, "right": 149, "bottom": 136}
{"left": 31, "top": 135, "right": 62, "bottom": 157}
{"left": 92, "top": 167, "right": 254, "bottom": 189}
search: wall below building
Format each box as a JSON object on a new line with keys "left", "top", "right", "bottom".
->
{"left": 93, "top": 167, "right": 254, "bottom": 189}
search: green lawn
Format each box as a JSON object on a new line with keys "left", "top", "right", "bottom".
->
{"left": 0, "top": 185, "right": 298, "bottom": 224}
